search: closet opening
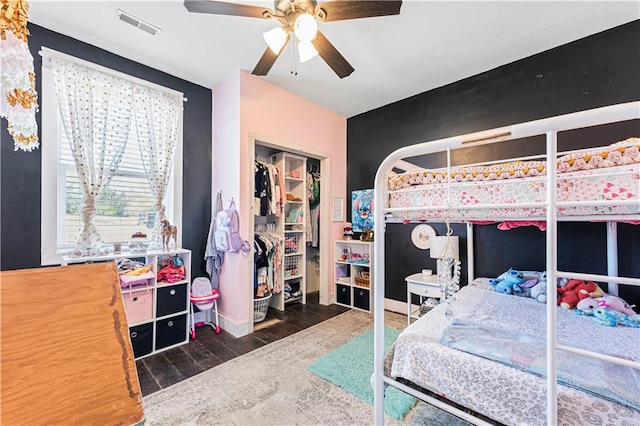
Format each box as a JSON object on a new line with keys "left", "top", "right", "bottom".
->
{"left": 250, "top": 135, "right": 332, "bottom": 333}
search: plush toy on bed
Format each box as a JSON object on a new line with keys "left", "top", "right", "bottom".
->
{"left": 557, "top": 279, "right": 604, "bottom": 309}
{"left": 489, "top": 268, "right": 524, "bottom": 294}
{"left": 489, "top": 268, "right": 538, "bottom": 296}
{"left": 529, "top": 272, "right": 548, "bottom": 303}
{"left": 591, "top": 307, "right": 640, "bottom": 327}
{"left": 576, "top": 294, "right": 637, "bottom": 315}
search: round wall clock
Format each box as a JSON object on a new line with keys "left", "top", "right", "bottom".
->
{"left": 411, "top": 224, "right": 436, "bottom": 250}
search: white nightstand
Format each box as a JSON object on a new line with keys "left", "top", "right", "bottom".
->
{"left": 405, "top": 273, "right": 440, "bottom": 325}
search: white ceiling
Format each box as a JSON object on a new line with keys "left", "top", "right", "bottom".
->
{"left": 28, "top": 1, "right": 639, "bottom": 117}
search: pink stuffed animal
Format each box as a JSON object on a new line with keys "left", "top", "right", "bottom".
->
{"left": 576, "top": 295, "right": 637, "bottom": 316}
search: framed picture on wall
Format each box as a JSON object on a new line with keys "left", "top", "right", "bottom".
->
{"left": 332, "top": 197, "right": 344, "bottom": 222}
{"left": 352, "top": 189, "right": 374, "bottom": 232}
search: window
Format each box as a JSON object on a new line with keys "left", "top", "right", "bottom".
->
{"left": 41, "top": 49, "right": 183, "bottom": 265}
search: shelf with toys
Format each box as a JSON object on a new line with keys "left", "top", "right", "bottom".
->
{"left": 61, "top": 248, "right": 191, "bottom": 359}
{"left": 334, "top": 239, "right": 373, "bottom": 312}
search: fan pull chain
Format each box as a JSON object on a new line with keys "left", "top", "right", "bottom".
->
{"left": 290, "top": 36, "right": 298, "bottom": 76}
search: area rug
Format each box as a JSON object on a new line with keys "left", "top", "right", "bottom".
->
{"left": 307, "top": 327, "right": 416, "bottom": 420}
{"left": 142, "top": 309, "right": 472, "bottom": 425}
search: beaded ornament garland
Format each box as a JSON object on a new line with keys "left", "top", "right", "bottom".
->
{"left": 0, "top": 0, "right": 39, "bottom": 151}
{"left": 436, "top": 224, "right": 461, "bottom": 320}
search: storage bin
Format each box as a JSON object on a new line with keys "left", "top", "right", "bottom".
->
{"left": 336, "top": 284, "right": 351, "bottom": 305}
{"left": 284, "top": 255, "right": 302, "bottom": 278}
{"left": 156, "top": 283, "right": 187, "bottom": 317}
{"left": 284, "top": 232, "right": 302, "bottom": 254}
{"left": 123, "top": 288, "right": 154, "bottom": 324}
{"left": 155, "top": 314, "right": 187, "bottom": 350}
{"left": 129, "top": 323, "right": 153, "bottom": 358}
{"left": 354, "top": 288, "right": 370, "bottom": 311}
{"left": 354, "top": 275, "right": 370, "bottom": 288}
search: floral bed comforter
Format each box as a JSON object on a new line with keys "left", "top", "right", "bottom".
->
{"left": 386, "top": 138, "right": 640, "bottom": 221}
{"left": 386, "top": 286, "right": 640, "bottom": 425}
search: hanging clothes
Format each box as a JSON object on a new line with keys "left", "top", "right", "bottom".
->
{"left": 254, "top": 161, "right": 271, "bottom": 216}
{"left": 254, "top": 229, "right": 283, "bottom": 296}
{"left": 205, "top": 192, "right": 225, "bottom": 288}
{"left": 254, "top": 160, "right": 285, "bottom": 217}
{"left": 306, "top": 168, "right": 321, "bottom": 247}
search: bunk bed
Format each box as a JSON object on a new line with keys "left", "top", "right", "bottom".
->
{"left": 372, "top": 102, "right": 640, "bottom": 426}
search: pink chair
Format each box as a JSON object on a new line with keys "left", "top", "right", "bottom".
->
{"left": 189, "top": 277, "right": 220, "bottom": 338}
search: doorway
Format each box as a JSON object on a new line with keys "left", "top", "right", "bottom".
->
{"left": 249, "top": 134, "right": 333, "bottom": 333}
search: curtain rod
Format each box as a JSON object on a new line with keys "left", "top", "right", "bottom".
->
{"left": 39, "top": 47, "right": 188, "bottom": 102}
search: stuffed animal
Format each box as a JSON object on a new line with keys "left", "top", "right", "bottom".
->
{"left": 557, "top": 279, "right": 603, "bottom": 309}
{"left": 489, "top": 268, "right": 526, "bottom": 295}
{"left": 513, "top": 279, "right": 539, "bottom": 298}
{"left": 576, "top": 296, "right": 600, "bottom": 312}
{"left": 577, "top": 294, "right": 637, "bottom": 316}
{"left": 591, "top": 307, "right": 640, "bottom": 328}
{"left": 596, "top": 295, "right": 637, "bottom": 315}
{"left": 529, "top": 272, "right": 548, "bottom": 303}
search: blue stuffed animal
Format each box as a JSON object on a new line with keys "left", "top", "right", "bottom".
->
{"left": 489, "top": 268, "right": 525, "bottom": 295}
{"left": 575, "top": 307, "right": 640, "bottom": 328}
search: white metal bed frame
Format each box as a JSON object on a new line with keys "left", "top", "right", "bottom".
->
{"left": 372, "top": 101, "right": 640, "bottom": 425}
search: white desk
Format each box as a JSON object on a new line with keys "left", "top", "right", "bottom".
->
{"left": 405, "top": 273, "right": 440, "bottom": 325}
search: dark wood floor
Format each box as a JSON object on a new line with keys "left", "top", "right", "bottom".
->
{"left": 136, "top": 292, "right": 349, "bottom": 396}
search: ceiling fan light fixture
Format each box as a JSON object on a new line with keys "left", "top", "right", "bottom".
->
{"left": 298, "top": 40, "right": 318, "bottom": 63}
{"left": 294, "top": 13, "right": 317, "bottom": 42}
{"left": 263, "top": 27, "right": 288, "bottom": 54}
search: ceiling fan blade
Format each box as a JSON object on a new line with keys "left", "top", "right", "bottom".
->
{"left": 252, "top": 34, "right": 290, "bottom": 76}
{"left": 311, "top": 31, "right": 354, "bottom": 79}
{"left": 317, "top": 1, "right": 402, "bottom": 22}
{"left": 184, "top": 0, "right": 272, "bottom": 19}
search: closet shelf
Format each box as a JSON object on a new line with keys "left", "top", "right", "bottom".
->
{"left": 285, "top": 274, "right": 303, "bottom": 280}
{"left": 254, "top": 150, "right": 309, "bottom": 315}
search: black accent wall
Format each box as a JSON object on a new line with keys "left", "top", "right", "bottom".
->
{"left": 347, "top": 20, "right": 640, "bottom": 305}
{"left": 0, "top": 24, "right": 212, "bottom": 278}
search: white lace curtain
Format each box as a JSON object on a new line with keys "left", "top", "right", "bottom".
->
{"left": 51, "top": 55, "right": 182, "bottom": 256}
{"left": 133, "top": 87, "right": 182, "bottom": 249}
{"left": 52, "top": 57, "right": 133, "bottom": 256}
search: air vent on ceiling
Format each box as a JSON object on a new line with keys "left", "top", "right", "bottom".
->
{"left": 116, "top": 9, "right": 161, "bottom": 36}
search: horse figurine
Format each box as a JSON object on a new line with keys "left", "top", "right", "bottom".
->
{"left": 161, "top": 219, "right": 178, "bottom": 252}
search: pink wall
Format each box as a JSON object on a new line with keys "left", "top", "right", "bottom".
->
{"left": 213, "top": 70, "right": 347, "bottom": 330}
{"left": 212, "top": 72, "right": 242, "bottom": 323}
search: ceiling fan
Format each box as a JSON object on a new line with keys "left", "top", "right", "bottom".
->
{"left": 183, "top": 0, "right": 402, "bottom": 78}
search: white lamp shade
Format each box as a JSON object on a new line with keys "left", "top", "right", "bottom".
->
{"left": 298, "top": 40, "right": 318, "bottom": 63}
{"left": 294, "top": 13, "right": 318, "bottom": 42}
{"left": 430, "top": 236, "right": 459, "bottom": 259}
{"left": 263, "top": 27, "right": 288, "bottom": 54}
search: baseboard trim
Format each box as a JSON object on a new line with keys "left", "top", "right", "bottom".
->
{"left": 384, "top": 298, "right": 405, "bottom": 315}
{"left": 218, "top": 314, "right": 251, "bottom": 338}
